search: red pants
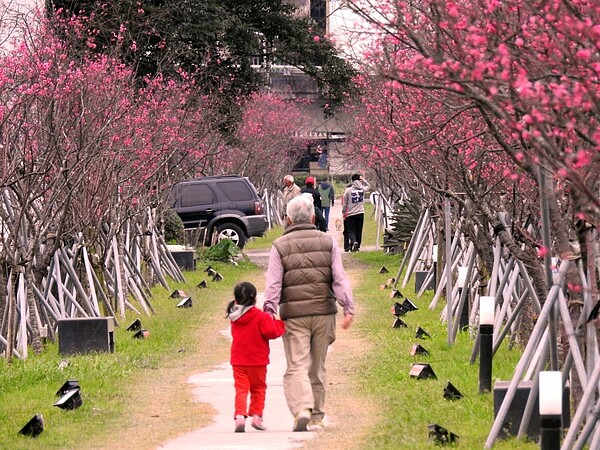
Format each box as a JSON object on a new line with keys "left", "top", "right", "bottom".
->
{"left": 233, "top": 365, "right": 267, "bottom": 418}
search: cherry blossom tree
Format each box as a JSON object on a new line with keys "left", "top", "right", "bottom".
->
{"left": 345, "top": 76, "right": 546, "bottom": 294}
{"left": 341, "top": 0, "right": 598, "bottom": 411}
{"left": 0, "top": 10, "right": 218, "bottom": 357}
{"left": 344, "top": 0, "right": 599, "bottom": 289}
{"left": 0, "top": 7, "right": 315, "bottom": 358}
{"left": 215, "top": 92, "right": 310, "bottom": 191}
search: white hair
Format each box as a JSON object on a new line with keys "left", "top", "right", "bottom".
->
{"left": 287, "top": 194, "right": 314, "bottom": 224}
{"left": 283, "top": 174, "right": 294, "bottom": 183}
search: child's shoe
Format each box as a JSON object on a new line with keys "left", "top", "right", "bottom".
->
{"left": 234, "top": 415, "right": 246, "bottom": 433}
{"left": 251, "top": 415, "right": 266, "bottom": 431}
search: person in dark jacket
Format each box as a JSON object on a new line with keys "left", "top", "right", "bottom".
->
{"left": 227, "top": 282, "right": 285, "bottom": 433}
{"left": 300, "top": 176, "right": 322, "bottom": 209}
{"left": 263, "top": 194, "right": 355, "bottom": 432}
{"left": 301, "top": 177, "right": 327, "bottom": 232}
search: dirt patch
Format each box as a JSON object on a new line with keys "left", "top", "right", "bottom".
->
{"left": 99, "top": 251, "right": 377, "bottom": 450}
{"left": 241, "top": 250, "right": 380, "bottom": 449}
{"left": 90, "top": 309, "right": 231, "bottom": 449}
{"left": 305, "top": 258, "right": 380, "bottom": 450}
{"left": 85, "top": 367, "right": 215, "bottom": 449}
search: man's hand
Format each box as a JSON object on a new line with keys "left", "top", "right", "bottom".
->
{"left": 341, "top": 314, "right": 354, "bottom": 329}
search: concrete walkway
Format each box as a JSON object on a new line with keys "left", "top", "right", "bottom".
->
{"left": 158, "top": 198, "right": 371, "bottom": 450}
{"left": 157, "top": 297, "right": 317, "bottom": 450}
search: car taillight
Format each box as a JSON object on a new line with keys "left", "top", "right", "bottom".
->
{"left": 255, "top": 201, "right": 263, "bottom": 215}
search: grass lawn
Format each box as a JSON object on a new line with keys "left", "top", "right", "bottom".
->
{"left": 344, "top": 251, "right": 537, "bottom": 449}
{"left": 0, "top": 208, "right": 538, "bottom": 449}
{"left": 244, "top": 226, "right": 283, "bottom": 250}
{"left": 0, "top": 260, "right": 263, "bottom": 450}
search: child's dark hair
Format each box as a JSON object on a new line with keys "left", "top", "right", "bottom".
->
{"left": 226, "top": 282, "right": 257, "bottom": 314}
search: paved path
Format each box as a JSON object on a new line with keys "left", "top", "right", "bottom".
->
{"left": 157, "top": 294, "right": 316, "bottom": 450}
{"left": 158, "top": 198, "right": 373, "bottom": 450}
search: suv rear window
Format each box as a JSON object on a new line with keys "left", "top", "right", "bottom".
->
{"left": 217, "top": 180, "right": 255, "bottom": 201}
{"left": 180, "top": 184, "right": 216, "bottom": 206}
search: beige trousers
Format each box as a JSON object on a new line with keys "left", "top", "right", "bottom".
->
{"left": 282, "top": 314, "right": 336, "bottom": 420}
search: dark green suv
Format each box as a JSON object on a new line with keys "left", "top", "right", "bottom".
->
{"left": 168, "top": 176, "right": 268, "bottom": 248}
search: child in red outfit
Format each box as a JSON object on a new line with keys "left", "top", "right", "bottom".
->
{"left": 226, "top": 282, "right": 285, "bottom": 432}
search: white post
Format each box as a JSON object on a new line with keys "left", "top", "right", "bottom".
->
{"left": 539, "top": 371, "right": 562, "bottom": 450}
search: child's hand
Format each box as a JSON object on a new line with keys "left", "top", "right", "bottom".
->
{"left": 273, "top": 313, "right": 281, "bottom": 321}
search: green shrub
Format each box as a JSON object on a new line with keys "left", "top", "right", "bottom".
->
{"left": 201, "top": 239, "right": 241, "bottom": 262}
{"left": 163, "top": 209, "right": 184, "bottom": 244}
{"left": 384, "top": 195, "right": 421, "bottom": 252}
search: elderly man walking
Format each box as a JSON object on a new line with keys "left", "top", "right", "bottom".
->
{"left": 281, "top": 174, "right": 301, "bottom": 224}
{"left": 263, "top": 194, "right": 355, "bottom": 432}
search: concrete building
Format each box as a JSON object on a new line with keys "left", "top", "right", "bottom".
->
{"left": 254, "top": 0, "right": 364, "bottom": 177}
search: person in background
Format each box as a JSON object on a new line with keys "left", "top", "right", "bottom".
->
{"left": 226, "top": 282, "right": 285, "bottom": 433}
{"left": 300, "top": 177, "right": 322, "bottom": 211}
{"left": 341, "top": 174, "right": 370, "bottom": 252}
{"left": 341, "top": 179, "right": 352, "bottom": 252}
{"left": 317, "top": 179, "right": 335, "bottom": 230}
{"left": 282, "top": 175, "right": 301, "bottom": 224}
{"left": 263, "top": 194, "right": 355, "bottom": 432}
{"left": 301, "top": 177, "right": 327, "bottom": 232}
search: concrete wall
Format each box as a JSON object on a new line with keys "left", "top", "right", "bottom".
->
{"left": 328, "top": 140, "right": 361, "bottom": 176}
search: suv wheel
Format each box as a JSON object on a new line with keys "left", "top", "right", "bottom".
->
{"left": 215, "top": 223, "right": 246, "bottom": 249}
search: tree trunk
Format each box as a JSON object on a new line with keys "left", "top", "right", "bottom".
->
{"left": 543, "top": 180, "right": 572, "bottom": 260}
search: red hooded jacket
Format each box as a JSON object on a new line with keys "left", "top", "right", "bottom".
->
{"left": 229, "top": 307, "right": 285, "bottom": 366}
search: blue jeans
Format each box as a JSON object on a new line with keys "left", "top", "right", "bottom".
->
{"left": 322, "top": 207, "right": 330, "bottom": 227}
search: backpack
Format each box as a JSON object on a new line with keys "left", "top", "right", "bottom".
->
{"left": 318, "top": 185, "right": 332, "bottom": 206}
